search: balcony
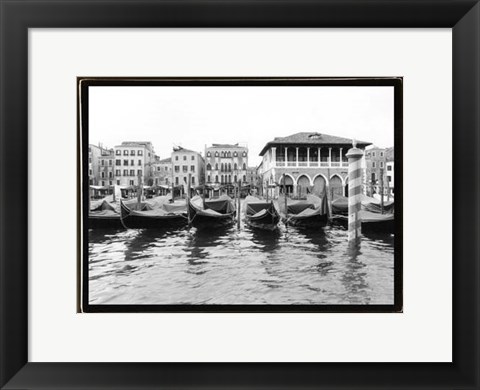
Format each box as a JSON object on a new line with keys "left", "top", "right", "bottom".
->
{"left": 273, "top": 159, "right": 348, "bottom": 168}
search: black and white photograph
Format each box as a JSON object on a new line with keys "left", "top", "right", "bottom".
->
{"left": 80, "top": 77, "right": 402, "bottom": 311}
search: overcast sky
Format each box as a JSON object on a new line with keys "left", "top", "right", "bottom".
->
{"left": 89, "top": 86, "right": 394, "bottom": 166}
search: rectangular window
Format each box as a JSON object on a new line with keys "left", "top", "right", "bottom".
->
{"left": 116, "top": 150, "right": 121, "bottom": 155}
{"left": 190, "top": 165, "right": 195, "bottom": 172}
{"left": 387, "top": 165, "right": 392, "bottom": 171}
{"left": 109, "top": 172, "right": 113, "bottom": 178}
{"left": 174, "top": 166, "right": 180, "bottom": 173}
{"left": 372, "top": 152, "right": 376, "bottom": 157}
{"left": 124, "top": 160, "right": 128, "bottom": 166}
{"left": 131, "top": 160, "right": 134, "bottom": 166}
{"left": 101, "top": 181, "right": 105, "bottom": 186}
{"left": 116, "top": 160, "right": 121, "bottom": 166}
{"left": 123, "top": 170, "right": 128, "bottom": 176}
{"left": 388, "top": 177, "right": 391, "bottom": 182}
{"left": 183, "top": 156, "right": 187, "bottom": 161}
{"left": 207, "top": 175, "right": 210, "bottom": 182}
{"left": 115, "top": 170, "right": 121, "bottom": 176}
{"left": 130, "top": 180, "right": 134, "bottom": 186}
{"left": 109, "top": 160, "right": 112, "bottom": 166}
{"left": 192, "top": 177, "right": 195, "bottom": 185}
{"left": 137, "top": 170, "right": 142, "bottom": 176}
{"left": 109, "top": 180, "right": 113, "bottom": 186}
{"left": 372, "top": 162, "right": 376, "bottom": 168}
{"left": 130, "top": 150, "right": 135, "bottom": 156}
{"left": 183, "top": 166, "right": 188, "bottom": 172}
{"left": 191, "top": 155, "right": 195, "bottom": 160}
{"left": 101, "top": 160, "right": 105, "bottom": 166}
{"left": 175, "top": 156, "right": 179, "bottom": 161}
{"left": 175, "top": 177, "right": 179, "bottom": 185}
{"left": 138, "top": 150, "right": 143, "bottom": 156}
{"left": 380, "top": 161, "right": 384, "bottom": 168}
{"left": 157, "top": 167, "right": 161, "bottom": 171}
{"left": 89, "top": 157, "right": 92, "bottom": 163}
{"left": 165, "top": 167, "right": 168, "bottom": 171}
{"left": 380, "top": 152, "right": 384, "bottom": 157}
{"left": 138, "top": 160, "right": 142, "bottom": 166}
{"left": 89, "top": 169, "right": 93, "bottom": 176}
{"left": 117, "top": 180, "right": 120, "bottom": 185}
{"left": 130, "top": 170, "right": 135, "bottom": 176}
{"left": 123, "top": 150, "right": 128, "bottom": 156}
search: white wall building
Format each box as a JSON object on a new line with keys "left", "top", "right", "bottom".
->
{"left": 113, "top": 141, "right": 156, "bottom": 187}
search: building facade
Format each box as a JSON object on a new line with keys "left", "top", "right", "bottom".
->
{"left": 258, "top": 132, "right": 371, "bottom": 198}
{"left": 97, "top": 148, "right": 115, "bottom": 187}
{"left": 204, "top": 143, "right": 249, "bottom": 186}
{"left": 88, "top": 144, "right": 114, "bottom": 186}
{"left": 365, "top": 146, "right": 394, "bottom": 196}
{"left": 152, "top": 157, "right": 172, "bottom": 187}
{"left": 171, "top": 147, "right": 205, "bottom": 188}
{"left": 113, "top": 141, "right": 156, "bottom": 187}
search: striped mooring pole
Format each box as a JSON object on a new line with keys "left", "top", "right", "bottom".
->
{"left": 346, "top": 141, "right": 364, "bottom": 244}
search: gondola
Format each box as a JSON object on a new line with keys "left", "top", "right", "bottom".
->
{"left": 244, "top": 195, "right": 280, "bottom": 230}
{"left": 88, "top": 199, "right": 123, "bottom": 229}
{"left": 188, "top": 195, "right": 235, "bottom": 226}
{"left": 278, "top": 194, "right": 328, "bottom": 227}
{"left": 331, "top": 194, "right": 394, "bottom": 216}
{"left": 331, "top": 210, "right": 394, "bottom": 234}
{"left": 120, "top": 198, "right": 187, "bottom": 229}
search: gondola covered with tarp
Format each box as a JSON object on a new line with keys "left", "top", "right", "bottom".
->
{"left": 332, "top": 194, "right": 394, "bottom": 216}
{"left": 188, "top": 195, "right": 235, "bottom": 226}
{"left": 278, "top": 194, "right": 328, "bottom": 227}
{"left": 332, "top": 210, "right": 394, "bottom": 234}
{"left": 89, "top": 199, "right": 122, "bottom": 229}
{"left": 120, "top": 196, "right": 187, "bottom": 229}
{"left": 244, "top": 196, "right": 280, "bottom": 230}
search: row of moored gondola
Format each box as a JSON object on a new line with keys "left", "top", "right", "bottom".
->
{"left": 88, "top": 193, "right": 393, "bottom": 233}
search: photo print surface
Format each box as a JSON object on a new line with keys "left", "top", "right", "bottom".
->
{"left": 80, "top": 78, "right": 402, "bottom": 312}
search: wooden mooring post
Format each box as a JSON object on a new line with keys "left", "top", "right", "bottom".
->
{"left": 187, "top": 173, "right": 191, "bottom": 224}
{"left": 346, "top": 141, "right": 363, "bottom": 246}
{"left": 380, "top": 168, "right": 384, "bottom": 214}
{"left": 237, "top": 179, "right": 241, "bottom": 228}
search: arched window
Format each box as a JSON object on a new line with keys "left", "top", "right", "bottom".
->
{"left": 233, "top": 152, "right": 237, "bottom": 157}
{"left": 207, "top": 175, "right": 211, "bottom": 182}
{"left": 234, "top": 175, "right": 237, "bottom": 183}
{"left": 215, "top": 175, "right": 218, "bottom": 183}
{"left": 221, "top": 175, "right": 224, "bottom": 184}
{"left": 215, "top": 163, "right": 218, "bottom": 170}
{"left": 215, "top": 152, "right": 219, "bottom": 157}
{"left": 206, "top": 163, "right": 211, "bottom": 171}
{"left": 234, "top": 163, "right": 237, "bottom": 170}
{"left": 227, "top": 151, "right": 231, "bottom": 157}
{"left": 243, "top": 175, "right": 246, "bottom": 182}
{"left": 242, "top": 163, "right": 246, "bottom": 170}
{"left": 228, "top": 163, "right": 231, "bottom": 172}
{"left": 221, "top": 163, "right": 224, "bottom": 172}
{"left": 221, "top": 151, "right": 225, "bottom": 157}
{"left": 207, "top": 152, "right": 211, "bottom": 157}
{"left": 243, "top": 152, "right": 247, "bottom": 157}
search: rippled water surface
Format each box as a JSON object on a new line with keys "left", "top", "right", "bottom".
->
{"left": 89, "top": 210, "right": 394, "bottom": 305}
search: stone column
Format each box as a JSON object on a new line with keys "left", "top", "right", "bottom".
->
{"left": 296, "top": 147, "right": 299, "bottom": 167}
{"left": 340, "top": 148, "right": 343, "bottom": 165}
{"left": 307, "top": 147, "right": 310, "bottom": 166}
{"left": 329, "top": 147, "right": 332, "bottom": 167}
{"left": 272, "top": 147, "right": 276, "bottom": 167}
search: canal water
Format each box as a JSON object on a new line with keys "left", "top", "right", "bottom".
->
{"left": 88, "top": 206, "right": 394, "bottom": 305}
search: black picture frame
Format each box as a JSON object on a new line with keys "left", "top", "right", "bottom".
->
{"left": 79, "top": 76, "right": 403, "bottom": 314}
{"left": 0, "top": 1, "right": 478, "bottom": 389}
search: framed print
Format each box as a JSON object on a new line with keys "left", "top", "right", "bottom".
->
{"left": 1, "top": 0, "right": 479, "bottom": 389}
{"left": 79, "top": 77, "right": 402, "bottom": 313}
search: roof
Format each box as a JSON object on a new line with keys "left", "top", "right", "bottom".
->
{"left": 158, "top": 157, "right": 171, "bottom": 164}
{"left": 259, "top": 132, "right": 372, "bottom": 156}
{"left": 172, "top": 146, "right": 198, "bottom": 154}
{"left": 208, "top": 143, "right": 246, "bottom": 149}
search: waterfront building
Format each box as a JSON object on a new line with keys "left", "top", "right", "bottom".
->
{"left": 152, "top": 156, "right": 172, "bottom": 187}
{"left": 88, "top": 143, "right": 114, "bottom": 186}
{"left": 365, "top": 146, "right": 394, "bottom": 196}
{"left": 114, "top": 141, "right": 156, "bottom": 187}
{"left": 204, "top": 143, "right": 249, "bottom": 186}
{"left": 258, "top": 132, "right": 371, "bottom": 198}
{"left": 171, "top": 146, "right": 205, "bottom": 188}
{"left": 97, "top": 148, "right": 115, "bottom": 187}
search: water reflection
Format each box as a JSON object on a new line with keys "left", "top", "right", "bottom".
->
{"left": 88, "top": 221, "right": 394, "bottom": 305}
